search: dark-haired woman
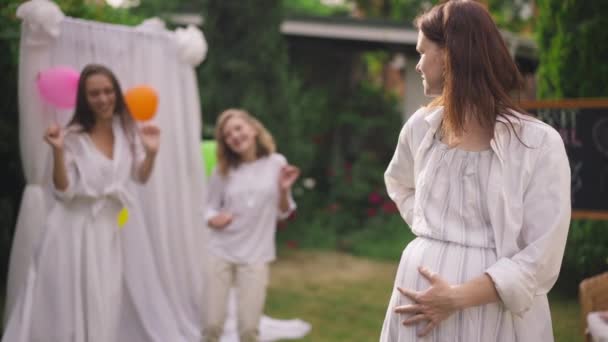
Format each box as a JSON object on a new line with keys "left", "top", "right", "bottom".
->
{"left": 380, "top": 1, "right": 570, "bottom": 341}
{"left": 2, "top": 64, "right": 160, "bottom": 342}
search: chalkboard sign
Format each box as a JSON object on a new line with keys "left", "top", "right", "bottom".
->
{"left": 521, "top": 99, "right": 608, "bottom": 220}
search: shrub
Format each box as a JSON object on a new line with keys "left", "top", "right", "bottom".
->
{"left": 556, "top": 220, "right": 608, "bottom": 293}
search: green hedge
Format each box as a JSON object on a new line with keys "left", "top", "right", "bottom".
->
{"left": 536, "top": 0, "right": 608, "bottom": 98}
{"left": 0, "top": 2, "right": 23, "bottom": 300}
{"left": 556, "top": 220, "right": 608, "bottom": 293}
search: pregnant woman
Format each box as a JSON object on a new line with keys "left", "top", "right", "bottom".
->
{"left": 380, "top": 1, "right": 571, "bottom": 341}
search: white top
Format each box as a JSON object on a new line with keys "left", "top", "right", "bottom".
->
{"left": 420, "top": 135, "right": 496, "bottom": 247}
{"left": 56, "top": 116, "right": 145, "bottom": 208}
{"left": 2, "top": 117, "right": 145, "bottom": 342}
{"left": 380, "top": 137, "right": 518, "bottom": 341}
{"left": 588, "top": 312, "right": 608, "bottom": 342}
{"left": 385, "top": 106, "right": 571, "bottom": 341}
{"left": 205, "top": 153, "right": 296, "bottom": 264}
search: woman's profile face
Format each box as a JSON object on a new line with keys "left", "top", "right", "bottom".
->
{"left": 415, "top": 31, "right": 445, "bottom": 97}
{"left": 85, "top": 73, "right": 116, "bottom": 123}
{"left": 222, "top": 115, "right": 257, "bottom": 157}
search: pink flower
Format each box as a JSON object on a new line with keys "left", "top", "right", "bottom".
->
{"left": 368, "top": 192, "right": 383, "bottom": 205}
{"left": 344, "top": 162, "right": 352, "bottom": 171}
{"left": 382, "top": 201, "right": 398, "bottom": 214}
{"left": 287, "top": 211, "right": 297, "bottom": 221}
{"left": 277, "top": 221, "right": 288, "bottom": 230}
{"left": 366, "top": 207, "right": 377, "bottom": 217}
{"left": 327, "top": 203, "right": 340, "bottom": 213}
{"left": 286, "top": 240, "right": 299, "bottom": 249}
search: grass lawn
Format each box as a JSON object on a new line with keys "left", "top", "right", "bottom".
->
{"left": 266, "top": 249, "right": 583, "bottom": 342}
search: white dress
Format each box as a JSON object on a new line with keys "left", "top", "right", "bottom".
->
{"left": 2, "top": 118, "right": 143, "bottom": 342}
{"left": 380, "top": 136, "right": 516, "bottom": 341}
{"left": 382, "top": 107, "right": 571, "bottom": 341}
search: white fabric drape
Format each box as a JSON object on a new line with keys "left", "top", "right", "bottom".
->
{"left": 7, "top": 5, "right": 204, "bottom": 341}
{"left": 5, "top": 0, "right": 66, "bottom": 326}
{"left": 6, "top": 1, "right": 311, "bottom": 341}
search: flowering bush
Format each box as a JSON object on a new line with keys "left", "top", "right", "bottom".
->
{"left": 276, "top": 77, "right": 405, "bottom": 249}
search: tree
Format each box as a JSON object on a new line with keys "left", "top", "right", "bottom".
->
{"left": 535, "top": 0, "right": 608, "bottom": 99}
{"left": 282, "top": 0, "right": 350, "bottom": 17}
{"left": 486, "top": 0, "right": 534, "bottom": 33}
{"left": 0, "top": 1, "right": 24, "bottom": 301}
{"left": 198, "top": 1, "right": 293, "bottom": 147}
{"left": 352, "top": 0, "right": 434, "bottom": 22}
{"left": 534, "top": 0, "right": 608, "bottom": 293}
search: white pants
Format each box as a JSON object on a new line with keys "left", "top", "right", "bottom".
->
{"left": 203, "top": 254, "right": 269, "bottom": 342}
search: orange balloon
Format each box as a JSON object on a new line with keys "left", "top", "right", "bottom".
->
{"left": 124, "top": 85, "right": 158, "bottom": 121}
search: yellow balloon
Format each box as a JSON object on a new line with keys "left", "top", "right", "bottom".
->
{"left": 117, "top": 207, "right": 129, "bottom": 229}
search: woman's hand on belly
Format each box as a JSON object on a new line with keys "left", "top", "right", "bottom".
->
{"left": 394, "top": 266, "right": 458, "bottom": 337}
{"left": 394, "top": 266, "right": 500, "bottom": 337}
{"left": 208, "top": 212, "right": 234, "bottom": 230}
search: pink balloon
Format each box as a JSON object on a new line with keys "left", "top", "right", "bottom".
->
{"left": 36, "top": 66, "right": 80, "bottom": 109}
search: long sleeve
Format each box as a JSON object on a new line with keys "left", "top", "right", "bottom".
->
{"left": 130, "top": 130, "right": 147, "bottom": 183}
{"left": 385, "top": 119, "right": 416, "bottom": 227}
{"left": 277, "top": 191, "right": 296, "bottom": 220}
{"left": 204, "top": 168, "right": 226, "bottom": 223}
{"left": 485, "top": 130, "right": 571, "bottom": 315}
{"left": 274, "top": 154, "right": 296, "bottom": 220}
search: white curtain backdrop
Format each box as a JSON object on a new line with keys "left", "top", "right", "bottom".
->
{"left": 5, "top": 1, "right": 310, "bottom": 341}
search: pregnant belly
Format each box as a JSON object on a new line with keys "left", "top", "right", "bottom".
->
{"left": 395, "top": 236, "right": 497, "bottom": 292}
{"left": 382, "top": 237, "right": 516, "bottom": 341}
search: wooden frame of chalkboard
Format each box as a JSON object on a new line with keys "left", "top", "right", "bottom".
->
{"left": 520, "top": 98, "right": 608, "bottom": 220}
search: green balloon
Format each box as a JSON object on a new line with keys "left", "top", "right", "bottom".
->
{"left": 201, "top": 140, "right": 217, "bottom": 177}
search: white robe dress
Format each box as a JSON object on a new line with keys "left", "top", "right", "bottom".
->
{"left": 2, "top": 117, "right": 144, "bottom": 342}
{"left": 380, "top": 107, "right": 571, "bottom": 341}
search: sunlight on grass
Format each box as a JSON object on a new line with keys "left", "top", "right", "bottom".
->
{"left": 267, "top": 249, "right": 582, "bottom": 342}
{"left": 550, "top": 292, "right": 583, "bottom": 342}
{"left": 0, "top": 250, "right": 581, "bottom": 340}
{"left": 267, "top": 250, "right": 397, "bottom": 341}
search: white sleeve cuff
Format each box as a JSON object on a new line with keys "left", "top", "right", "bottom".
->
{"left": 205, "top": 208, "right": 219, "bottom": 224}
{"left": 52, "top": 183, "right": 74, "bottom": 202}
{"left": 278, "top": 195, "right": 296, "bottom": 220}
{"left": 485, "top": 257, "right": 535, "bottom": 316}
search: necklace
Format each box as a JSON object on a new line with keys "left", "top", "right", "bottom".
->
{"left": 240, "top": 163, "right": 257, "bottom": 208}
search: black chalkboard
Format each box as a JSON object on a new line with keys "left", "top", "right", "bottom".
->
{"left": 522, "top": 99, "right": 608, "bottom": 219}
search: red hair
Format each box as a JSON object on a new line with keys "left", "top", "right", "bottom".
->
{"left": 416, "top": 0, "right": 526, "bottom": 141}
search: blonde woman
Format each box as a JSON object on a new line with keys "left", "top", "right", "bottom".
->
{"left": 202, "top": 109, "right": 300, "bottom": 342}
